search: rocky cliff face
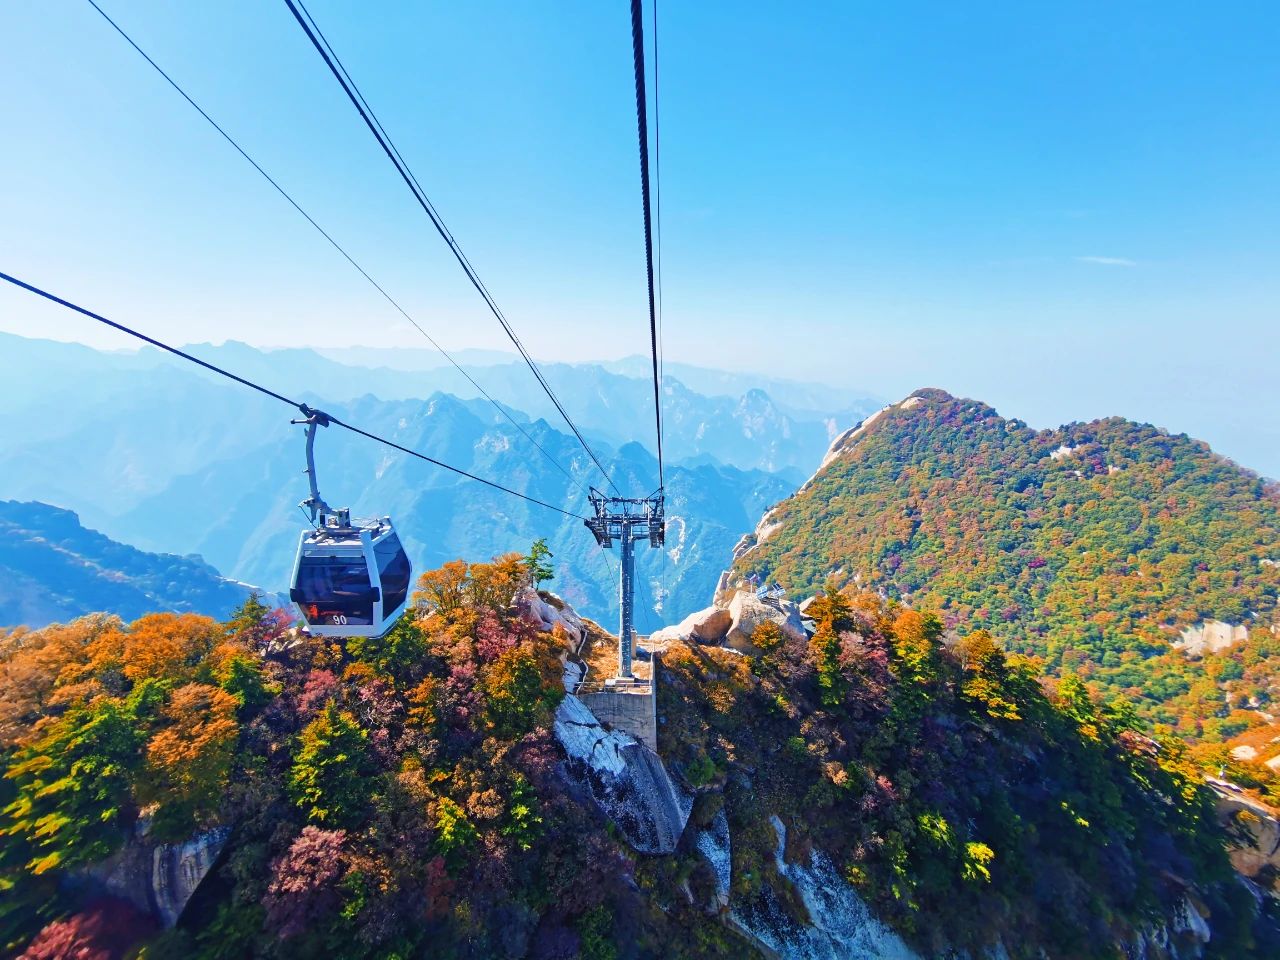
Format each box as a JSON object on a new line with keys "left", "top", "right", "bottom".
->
{"left": 553, "top": 694, "right": 692, "bottom": 855}
{"left": 76, "top": 822, "right": 230, "bottom": 928}
{"left": 729, "top": 817, "right": 920, "bottom": 960}
{"left": 1213, "top": 785, "right": 1280, "bottom": 897}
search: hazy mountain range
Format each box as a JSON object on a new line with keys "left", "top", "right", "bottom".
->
{"left": 0, "top": 333, "right": 875, "bottom": 627}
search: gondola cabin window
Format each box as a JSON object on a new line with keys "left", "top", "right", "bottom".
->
{"left": 375, "top": 533, "right": 411, "bottom": 616}
{"left": 296, "top": 554, "right": 376, "bottom": 626}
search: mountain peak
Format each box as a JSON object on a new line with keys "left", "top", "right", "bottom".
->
{"left": 734, "top": 393, "right": 1280, "bottom": 736}
{"left": 904, "top": 386, "right": 956, "bottom": 404}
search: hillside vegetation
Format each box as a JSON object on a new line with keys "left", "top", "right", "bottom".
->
{"left": 734, "top": 390, "right": 1280, "bottom": 739}
{"left": 2, "top": 555, "right": 1277, "bottom": 957}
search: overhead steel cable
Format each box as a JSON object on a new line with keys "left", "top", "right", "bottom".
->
{"left": 83, "top": 0, "right": 587, "bottom": 497}
{"left": 629, "top": 0, "right": 665, "bottom": 493}
{"left": 650, "top": 0, "right": 668, "bottom": 620}
{"left": 652, "top": 0, "right": 666, "bottom": 403}
{"left": 281, "top": 0, "right": 622, "bottom": 496}
{"left": 0, "top": 271, "right": 587, "bottom": 522}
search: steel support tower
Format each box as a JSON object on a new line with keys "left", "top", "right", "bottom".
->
{"left": 584, "top": 487, "right": 665, "bottom": 680}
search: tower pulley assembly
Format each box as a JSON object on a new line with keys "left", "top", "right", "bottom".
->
{"left": 584, "top": 487, "right": 665, "bottom": 679}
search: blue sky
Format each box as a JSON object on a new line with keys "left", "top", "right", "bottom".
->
{"left": 2, "top": 2, "right": 1278, "bottom": 475}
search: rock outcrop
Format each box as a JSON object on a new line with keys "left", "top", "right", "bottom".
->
{"left": 725, "top": 591, "right": 806, "bottom": 652}
{"left": 729, "top": 816, "right": 919, "bottom": 960}
{"left": 1175, "top": 620, "right": 1250, "bottom": 657}
{"left": 695, "top": 807, "right": 732, "bottom": 910}
{"left": 649, "top": 588, "right": 807, "bottom": 655}
{"left": 514, "top": 587, "right": 585, "bottom": 649}
{"left": 1213, "top": 786, "right": 1280, "bottom": 895}
{"left": 79, "top": 823, "right": 231, "bottom": 928}
{"left": 553, "top": 694, "right": 692, "bottom": 854}
{"left": 712, "top": 570, "right": 734, "bottom": 607}
{"left": 1125, "top": 897, "right": 1214, "bottom": 959}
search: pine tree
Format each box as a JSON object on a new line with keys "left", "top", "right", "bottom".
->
{"left": 525, "top": 538, "right": 554, "bottom": 588}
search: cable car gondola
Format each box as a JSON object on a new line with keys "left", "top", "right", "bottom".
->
{"left": 287, "top": 406, "right": 412, "bottom": 638}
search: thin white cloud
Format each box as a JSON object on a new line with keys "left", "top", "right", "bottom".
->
{"left": 1075, "top": 255, "right": 1137, "bottom": 267}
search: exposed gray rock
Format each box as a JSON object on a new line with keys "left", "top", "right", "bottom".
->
{"left": 1213, "top": 783, "right": 1280, "bottom": 891}
{"left": 648, "top": 606, "right": 733, "bottom": 647}
{"left": 553, "top": 694, "right": 692, "bottom": 854}
{"left": 730, "top": 816, "right": 919, "bottom": 960}
{"left": 1174, "top": 620, "right": 1249, "bottom": 657}
{"left": 1126, "top": 896, "right": 1213, "bottom": 959}
{"left": 562, "top": 659, "right": 584, "bottom": 692}
{"left": 725, "top": 591, "right": 806, "bottom": 652}
{"left": 713, "top": 570, "right": 734, "bottom": 607}
{"left": 514, "top": 586, "right": 585, "bottom": 649}
{"left": 80, "top": 823, "right": 230, "bottom": 928}
{"left": 695, "top": 807, "right": 732, "bottom": 909}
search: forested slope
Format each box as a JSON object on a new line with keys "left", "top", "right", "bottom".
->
{"left": 3, "top": 557, "right": 1277, "bottom": 958}
{"left": 0, "top": 500, "right": 266, "bottom": 628}
{"left": 734, "top": 389, "right": 1280, "bottom": 737}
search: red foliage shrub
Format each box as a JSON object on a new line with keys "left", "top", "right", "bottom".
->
{"left": 263, "top": 826, "right": 349, "bottom": 938}
{"left": 297, "top": 669, "right": 339, "bottom": 718}
{"left": 20, "top": 897, "right": 156, "bottom": 960}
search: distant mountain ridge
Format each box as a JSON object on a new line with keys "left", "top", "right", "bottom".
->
{"left": 0, "top": 333, "right": 879, "bottom": 479}
{"left": 0, "top": 500, "right": 270, "bottom": 628}
{"left": 0, "top": 334, "right": 813, "bottom": 626}
{"left": 733, "top": 388, "right": 1280, "bottom": 736}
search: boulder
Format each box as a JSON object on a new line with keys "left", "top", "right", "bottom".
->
{"left": 513, "top": 586, "right": 584, "bottom": 650}
{"left": 688, "top": 606, "right": 733, "bottom": 642}
{"left": 644, "top": 606, "right": 732, "bottom": 648}
{"left": 554, "top": 694, "right": 692, "bottom": 854}
{"left": 725, "top": 591, "right": 806, "bottom": 653}
{"left": 646, "top": 623, "right": 688, "bottom": 647}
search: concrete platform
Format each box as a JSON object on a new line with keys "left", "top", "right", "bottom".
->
{"left": 578, "top": 676, "right": 658, "bottom": 752}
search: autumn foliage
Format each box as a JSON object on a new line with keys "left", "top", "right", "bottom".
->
{"left": 3, "top": 551, "right": 1276, "bottom": 958}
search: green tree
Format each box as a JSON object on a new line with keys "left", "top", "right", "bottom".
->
{"left": 2, "top": 698, "right": 142, "bottom": 874}
{"left": 216, "top": 653, "right": 274, "bottom": 715}
{"left": 347, "top": 617, "right": 427, "bottom": 688}
{"left": 433, "top": 796, "right": 478, "bottom": 869}
{"left": 501, "top": 774, "right": 543, "bottom": 852}
{"left": 227, "top": 593, "right": 271, "bottom": 636}
{"left": 806, "top": 583, "right": 853, "bottom": 708}
{"left": 287, "top": 706, "right": 373, "bottom": 827}
{"left": 525, "top": 538, "right": 554, "bottom": 587}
